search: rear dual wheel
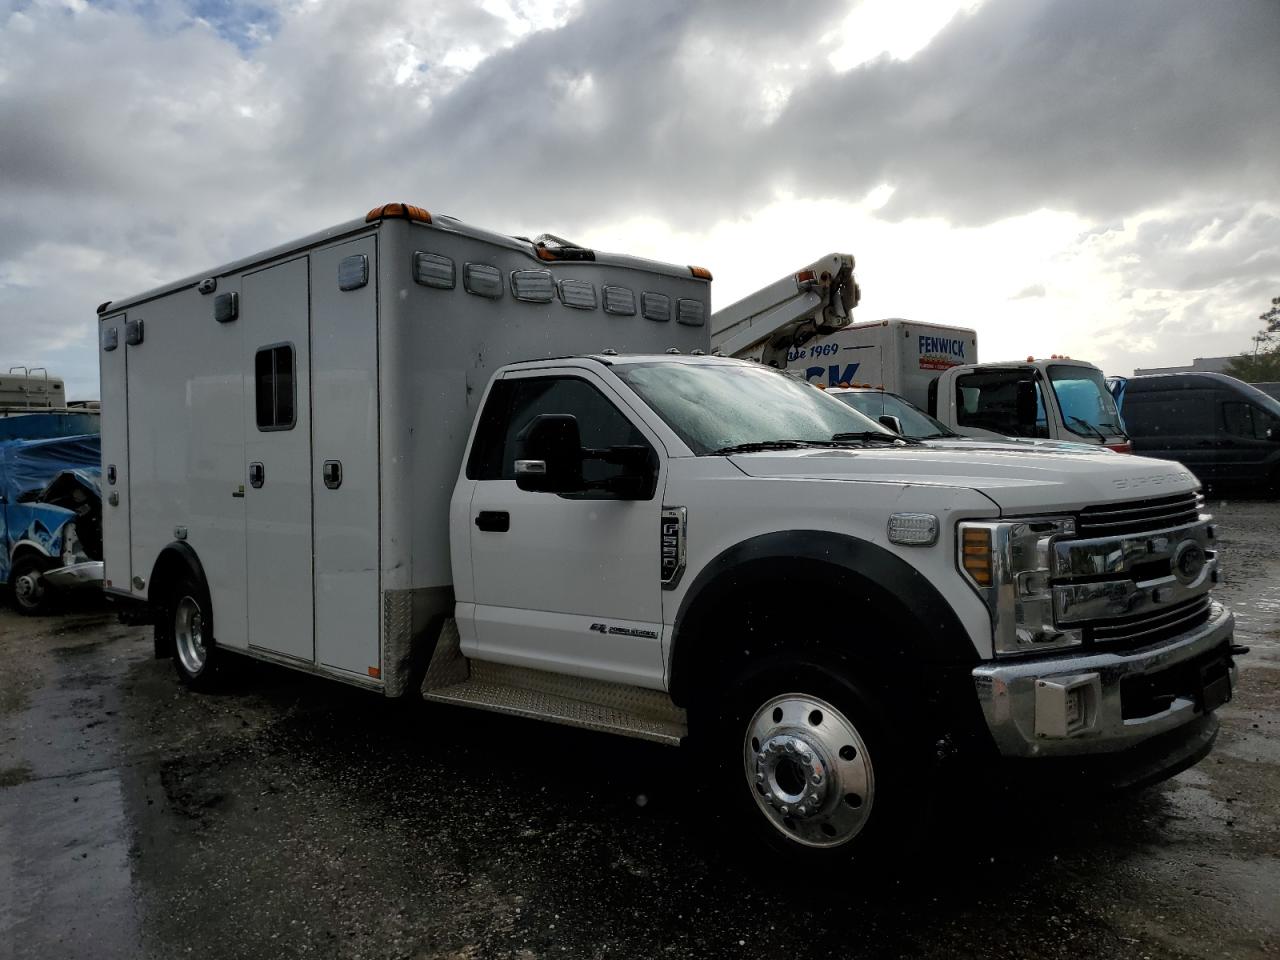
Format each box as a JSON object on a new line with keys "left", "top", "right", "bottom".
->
{"left": 166, "top": 572, "right": 223, "bottom": 690}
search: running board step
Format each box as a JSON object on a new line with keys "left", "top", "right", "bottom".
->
{"left": 421, "top": 621, "right": 686, "bottom": 746}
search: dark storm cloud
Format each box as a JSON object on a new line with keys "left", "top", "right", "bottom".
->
{"left": 1, "top": 0, "right": 1277, "bottom": 396}
{"left": 360, "top": 0, "right": 1280, "bottom": 228}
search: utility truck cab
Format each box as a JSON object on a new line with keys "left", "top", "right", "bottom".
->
{"left": 100, "top": 208, "right": 1239, "bottom": 866}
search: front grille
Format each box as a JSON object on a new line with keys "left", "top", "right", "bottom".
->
{"left": 1076, "top": 491, "right": 1204, "bottom": 537}
{"left": 1083, "top": 595, "right": 1213, "bottom": 650}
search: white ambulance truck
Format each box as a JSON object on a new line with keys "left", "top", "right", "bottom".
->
{"left": 99, "top": 207, "right": 1240, "bottom": 864}
{"left": 711, "top": 256, "right": 1131, "bottom": 451}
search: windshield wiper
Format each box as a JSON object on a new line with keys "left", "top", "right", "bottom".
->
{"left": 1066, "top": 415, "right": 1107, "bottom": 442}
{"left": 918, "top": 431, "right": 959, "bottom": 440}
{"left": 710, "top": 440, "right": 821, "bottom": 456}
{"left": 830, "top": 431, "right": 922, "bottom": 446}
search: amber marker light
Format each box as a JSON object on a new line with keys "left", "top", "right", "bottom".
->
{"left": 961, "top": 527, "right": 994, "bottom": 586}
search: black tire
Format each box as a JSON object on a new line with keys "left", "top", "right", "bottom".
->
{"left": 165, "top": 570, "right": 222, "bottom": 690}
{"left": 9, "top": 553, "right": 57, "bottom": 616}
{"left": 702, "top": 655, "right": 929, "bottom": 871}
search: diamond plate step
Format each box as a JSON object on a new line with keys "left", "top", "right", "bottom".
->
{"left": 421, "top": 621, "right": 686, "bottom": 745}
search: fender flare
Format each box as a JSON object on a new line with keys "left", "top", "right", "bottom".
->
{"left": 10, "top": 538, "right": 55, "bottom": 561}
{"left": 147, "top": 542, "right": 212, "bottom": 659}
{"left": 147, "top": 541, "right": 210, "bottom": 605}
{"left": 668, "top": 529, "right": 980, "bottom": 707}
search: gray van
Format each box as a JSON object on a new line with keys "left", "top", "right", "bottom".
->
{"left": 1115, "top": 372, "right": 1280, "bottom": 490}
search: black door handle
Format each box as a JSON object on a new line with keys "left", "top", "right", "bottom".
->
{"left": 249, "top": 462, "right": 265, "bottom": 488}
{"left": 475, "top": 511, "right": 510, "bottom": 532}
{"left": 323, "top": 460, "right": 343, "bottom": 489}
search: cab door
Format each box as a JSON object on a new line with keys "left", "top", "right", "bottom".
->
{"left": 462, "top": 370, "right": 668, "bottom": 689}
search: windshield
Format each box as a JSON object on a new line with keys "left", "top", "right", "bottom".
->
{"left": 1048, "top": 365, "right": 1127, "bottom": 440}
{"left": 832, "top": 391, "right": 956, "bottom": 439}
{"left": 611, "top": 360, "right": 894, "bottom": 455}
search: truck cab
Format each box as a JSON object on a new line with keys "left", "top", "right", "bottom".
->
{"left": 931, "top": 357, "right": 1132, "bottom": 451}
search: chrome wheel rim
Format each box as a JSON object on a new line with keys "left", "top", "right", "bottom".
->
{"left": 174, "top": 595, "right": 207, "bottom": 676}
{"left": 743, "top": 693, "right": 875, "bottom": 848}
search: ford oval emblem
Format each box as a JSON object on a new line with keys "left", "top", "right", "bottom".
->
{"left": 1172, "top": 540, "right": 1206, "bottom": 585}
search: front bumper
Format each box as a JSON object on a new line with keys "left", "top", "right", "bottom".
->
{"left": 972, "top": 601, "right": 1235, "bottom": 758}
{"left": 42, "top": 560, "right": 104, "bottom": 590}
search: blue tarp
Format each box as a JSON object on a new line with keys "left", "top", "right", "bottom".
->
{"left": 0, "top": 434, "right": 101, "bottom": 504}
{"left": 0, "top": 412, "right": 100, "bottom": 441}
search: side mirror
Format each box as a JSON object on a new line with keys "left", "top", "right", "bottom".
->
{"left": 515, "top": 414, "right": 584, "bottom": 493}
{"left": 878, "top": 414, "right": 904, "bottom": 435}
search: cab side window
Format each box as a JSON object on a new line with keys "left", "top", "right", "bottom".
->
{"left": 468, "top": 376, "right": 651, "bottom": 489}
{"left": 954, "top": 372, "right": 1048, "bottom": 438}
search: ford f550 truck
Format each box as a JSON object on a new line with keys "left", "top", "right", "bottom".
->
{"left": 98, "top": 206, "right": 1239, "bottom": 864}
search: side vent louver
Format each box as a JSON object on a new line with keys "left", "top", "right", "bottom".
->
{"left": 413, "top": 252, "right": 455, "bottom": 289}
{"left": 676, "top": 298, "right": 706, "bottom": 327}
{"left": 511, "top": 269, "right": 555, "bottom": 302}
{"left": 558, "top": 279, "right": 597, "bottom": 310}
{"left": 642, "top": 292, "right": 671, "bottom": 322}
{"left": 603, "top": 285, "right": 637, "bottom": 316}
{"left": 464, "top": 263, "right": 503, "bottom": 299}
{"left": 338, "top": 254, "right": 369, "bottom": 291}
{"left": 214, "top": 292, "right": 239, "bottom": 323}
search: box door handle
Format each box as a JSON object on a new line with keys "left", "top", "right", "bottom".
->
{"left": 249, "top": 462, "right": 265, "bottom": 488}
{"left": 475, "top": 511, "right": 509, "bottom": 532}
{"left": 322, "top": 460, "right": 343, "bottom": 490}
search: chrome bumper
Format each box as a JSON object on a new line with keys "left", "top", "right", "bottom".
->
{"left": 972, "top": 602, "right": 1235, "bottom": 757}
{"left": 42, "top": 560, "right": 104, "bottom": 590}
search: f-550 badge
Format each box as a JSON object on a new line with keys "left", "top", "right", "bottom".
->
{"left": 590, "top": 623, "right": 659, "bottom": 640}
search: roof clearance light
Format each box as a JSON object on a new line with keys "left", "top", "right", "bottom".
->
{"left": 1027, "top": 356, "right": 1035, "bottom": 362}
{"left": 888, "top": 513, "right": 939, "bottom": 547}
{"left": 366, "top": 202, "right": 432, "bottom": 224}
{"left": 689, "top": 266, "right": 713, "bottom": 280}
{"left": 795, "top": 269, "right": 816, "bottom": 284}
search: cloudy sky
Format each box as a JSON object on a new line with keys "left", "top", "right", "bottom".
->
{"left": 1, "top": 0, "right": 1277, "bottom": 399}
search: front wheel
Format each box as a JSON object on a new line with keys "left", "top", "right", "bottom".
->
{"left": 10, "top": 553, "right": 56, "bottom": 616}
{"left": 710, "top": 660, "right": 924, "bottom": 868}
{"left": 743, "top": 691, "right": 876, "bottom": 849}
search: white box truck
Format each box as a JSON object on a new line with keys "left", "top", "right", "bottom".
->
{"left": 711, "top": 256, "right": 1131, "bottom": 451}
{"left": 99, "top": 207, "right": 1240, "bottom": 864}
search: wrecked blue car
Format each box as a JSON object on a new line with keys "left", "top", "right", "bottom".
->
{"left": 0, "top": 434, "right": 102, "bottom": 614}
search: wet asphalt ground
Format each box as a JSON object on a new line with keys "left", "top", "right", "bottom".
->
{"left": 1, "top": 501, "right": 1278, "bottom": 960}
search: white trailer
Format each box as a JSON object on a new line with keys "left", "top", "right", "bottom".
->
{"left": 100, "top": 210, "right": 1238, "bottom": 865}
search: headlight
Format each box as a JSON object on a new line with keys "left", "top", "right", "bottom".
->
{"left": 958, "top": 518, "right": 1082, "bottom": 657}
